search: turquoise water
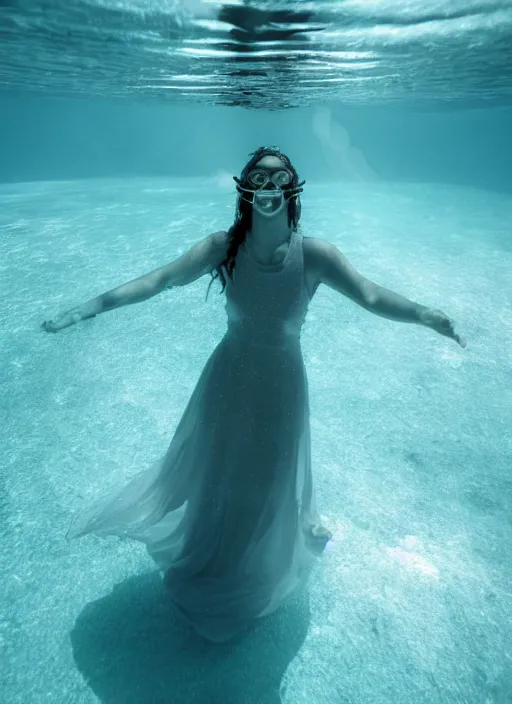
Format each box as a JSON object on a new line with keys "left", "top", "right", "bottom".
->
{"left": 1, "top": 1, "right": 512, "bottom": 702}
{"left": 1, "top": 0, "right": 512, "bottom": 108}
{"left": 2, "top": 178, "right": 511, "bottom": 702}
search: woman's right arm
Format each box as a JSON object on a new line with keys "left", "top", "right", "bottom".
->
{"left": 41, "top": 231, "right": 228, "bottom": 333}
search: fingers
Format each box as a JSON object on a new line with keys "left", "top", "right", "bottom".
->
{"left": 449, "top": 322, "right": 466, "bottom": 348}
{"left": 436, "top": 315, "right": 465, "bottom": 348}
{"left": 448, "top": 323, "right": 466, "bottom": 348}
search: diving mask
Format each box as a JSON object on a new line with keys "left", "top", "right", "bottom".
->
{"left": 234, "top": 167, "right": 305, "bottom": 218}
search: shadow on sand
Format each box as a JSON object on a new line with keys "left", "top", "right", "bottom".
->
{"left": 71, "top": 571, "right": 311, "bottom": 703}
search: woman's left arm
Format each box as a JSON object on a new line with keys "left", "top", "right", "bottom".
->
{"left": 308, "top": 238, "right": 466, "bottom": 348}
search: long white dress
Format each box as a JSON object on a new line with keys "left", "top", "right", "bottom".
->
{"left": 67, "top": 228, "right": 328, "bottom": 642}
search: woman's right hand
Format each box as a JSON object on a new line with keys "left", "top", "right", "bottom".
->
{"left": 420, "top": 307, "right": 466, "bottom": 348}
{"left": 41, "top": 306, "right": 87, "bottom": 333}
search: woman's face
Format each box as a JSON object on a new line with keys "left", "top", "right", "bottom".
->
{"left": 243, "top": 155, "right": 294, "bottom": 219}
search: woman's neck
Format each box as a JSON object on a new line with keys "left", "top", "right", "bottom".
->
{"left": 248, "top": 213, "right": 291, "bottom": 258}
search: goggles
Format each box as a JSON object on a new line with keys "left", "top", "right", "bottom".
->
{"left": 233, "top": 168, "right": 305, "bottom": 217}
{"left": 246, "top": 168, "right": 293, "bottom": 189}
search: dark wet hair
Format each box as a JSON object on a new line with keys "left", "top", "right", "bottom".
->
{"left": 206, "top": 146, "right": 302, "bottom": 299}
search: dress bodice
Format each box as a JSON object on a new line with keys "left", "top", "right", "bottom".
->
{"left": 224, "top": 229, "right": 309, "bottom": 348}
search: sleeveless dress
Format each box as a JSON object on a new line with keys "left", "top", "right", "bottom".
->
{"left": 67, "top": 229, "right": 327, "bottom": 642}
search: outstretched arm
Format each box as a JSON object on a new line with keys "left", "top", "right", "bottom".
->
{"left": 307, "top": 238, "right": 465, "bottom": 347}
{"left": 41, "top": 231, "right": 227, "bottom": 333}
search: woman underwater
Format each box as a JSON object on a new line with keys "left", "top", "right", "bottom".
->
{"left": 42, "top": 146, "right": 465, "bottom": 642}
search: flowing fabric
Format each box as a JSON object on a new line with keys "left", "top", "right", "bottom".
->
{"left": 67, "top": 229, "right": 328, "bottom": 642}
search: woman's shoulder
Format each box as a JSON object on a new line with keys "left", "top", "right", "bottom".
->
{"left": 302, "top": 235, "right": 333, "bottom": 252}
{"left": 302, "top": 236, "right": 334, "bottom": 268}
{"left": 211, "top": 230, "right": 229, "bottom": 247}
{"left": 302, "top": 237, "right": 333, "bottom": 299}
{"left": 210, "top": 230, "right": 230, "bottom": 259}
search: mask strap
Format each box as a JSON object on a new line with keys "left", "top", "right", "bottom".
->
{"left": 233, "top": 177, "right": 255, "bottom": 195}
{"left": 233, "top": 176, "right": 305, "bottom": 199}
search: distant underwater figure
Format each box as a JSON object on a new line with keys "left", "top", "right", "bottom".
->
{"left": 43, "top": 147, "right": 465, "bottom": 642}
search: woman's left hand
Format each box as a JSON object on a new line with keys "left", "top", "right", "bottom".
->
{"left": 41, "top": 306, "right": 84, "bottom": 333}
{"left": 420, "top": 308, "right": 466, "bottom": 348}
